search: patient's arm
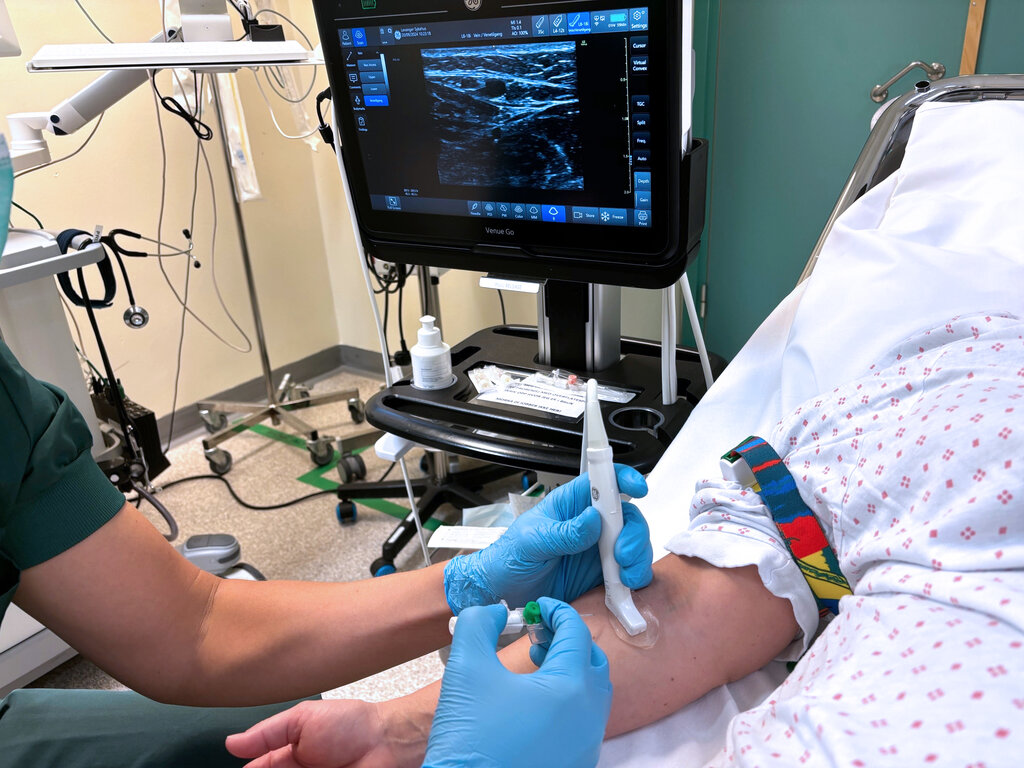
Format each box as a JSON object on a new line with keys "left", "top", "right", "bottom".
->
{"left": 560, "top": 553, "right": 799, "bottom": 736}
{"left": 227, "top": 553, "right": 799, "bottom": 767}
{"left": 493, "top": 553, "right": 798, "bottom": 735}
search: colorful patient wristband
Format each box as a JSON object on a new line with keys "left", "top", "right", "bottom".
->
{"left": 722, "top": 436, "right": 852, "bottom": 618}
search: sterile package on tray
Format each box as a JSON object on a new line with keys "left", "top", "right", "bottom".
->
{"left": 468, "top": 365, "right": 634, "bottom": 418}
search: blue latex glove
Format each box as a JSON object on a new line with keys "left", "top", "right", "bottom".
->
{"left": 423, "top": 598, "right": 612, "bottom": 768}
{"left": 444, "top": 465, "right": 652, "bottom": 613}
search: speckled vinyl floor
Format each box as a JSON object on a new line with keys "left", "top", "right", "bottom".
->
{"left": 28, "top": 367, "right": 521, "bottom": 703}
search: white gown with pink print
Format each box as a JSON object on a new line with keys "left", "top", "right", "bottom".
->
{"left": 663, "top": 313, "right": 1024, "bottom": 768}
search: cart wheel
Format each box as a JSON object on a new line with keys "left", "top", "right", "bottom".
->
{"left": 371, "top": 558, "right": 396, "bottom": 577}
{"left": 308, "top": 438, "right": 335, "bottom": 467}
{"left": 205, "top": 448, "right": 233, "bottom": 475}
{"left": 347, "top": 397, "right": 366, "bottom": 424}
{"left": 199, "top": 409, "right": 228, "bottom": 434}
{"left": 335, "top": 501, "right": 358, "bottom": 526}
{"left": 521, "top": 471, "right": 539, "bottom": 491}
{"left": 336, "top": 454, "right": 367, "bottom": 484}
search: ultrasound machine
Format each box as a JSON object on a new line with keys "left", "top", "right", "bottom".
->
{"left": 312, "top": 1, "right": 712, "bottom": 560}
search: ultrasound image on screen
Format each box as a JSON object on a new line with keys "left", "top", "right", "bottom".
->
{"left": 421, "top": 42, "right": 583, "bottom": 191}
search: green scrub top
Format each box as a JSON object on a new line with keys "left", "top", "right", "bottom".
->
{"left": 0, "top": 339, "right": 125, "bottom": 624}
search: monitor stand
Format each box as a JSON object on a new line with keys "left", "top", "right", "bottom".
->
{"left": 339, "top": 265, "right": 520, "bottom": 578}
{"left": 362, "top": 276, "right": 724, "bottom": 476}
{"left": 538, "top": 280, "right": 622, "bottom": 372}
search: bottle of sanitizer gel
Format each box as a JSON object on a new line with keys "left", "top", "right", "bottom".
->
{"left": 411, "top": 315, "right": 453, "bottom": 389}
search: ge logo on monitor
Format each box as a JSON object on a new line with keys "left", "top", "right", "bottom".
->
{"left": 464, "top": 0, "right": 482, "bottom": 10}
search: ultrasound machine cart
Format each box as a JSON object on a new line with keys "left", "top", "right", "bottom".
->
{"left": 313, "top": 1, "right": 712, "bottom": 541}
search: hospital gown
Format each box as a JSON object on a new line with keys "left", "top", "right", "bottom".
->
{"left": 666, "top": 312, "right": 1024, "bottom": 767}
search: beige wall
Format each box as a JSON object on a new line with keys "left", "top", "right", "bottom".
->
{"left": 2, "top": 1, "right": 661, "bottom": 423}
{"left": 1, "top": 1, "right": 342, "bottom": 422}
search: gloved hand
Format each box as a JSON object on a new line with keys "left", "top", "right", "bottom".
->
{"left": 424, "top": 598, "right": 612, "bottom": 768}
{"left": 444, "top": 465, "right": 652, "bottom": 613}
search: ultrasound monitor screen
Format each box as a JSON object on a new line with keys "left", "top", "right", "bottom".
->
{"left": 315, "top": 1, "right": 686, "bottom": 287}
{"left": 426, "top": 41, "right": 584, "bottom": 191}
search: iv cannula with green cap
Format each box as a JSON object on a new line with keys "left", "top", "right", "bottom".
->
{"left": 583, "top": 378, "right": 648, "bottom": 636}
{"left": 447, "top": 601, "right": 552, "bottom": 645}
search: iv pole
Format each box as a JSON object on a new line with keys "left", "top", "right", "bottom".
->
{"left": 194, "top": 79, "right": 372, "bottom": 474}
{"left": 212, "top": 83, "right": 276, "bottom": 408}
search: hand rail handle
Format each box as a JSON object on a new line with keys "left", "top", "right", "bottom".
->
{"left": 871, "top": 60, "right": 946, "bottom": 102}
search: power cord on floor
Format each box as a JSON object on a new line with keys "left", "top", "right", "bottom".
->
{"left": 150, "top": 459, "right": 399, "bottom": 512}
{"left": 158, "top": 474, "right": 336, "bottom": 511}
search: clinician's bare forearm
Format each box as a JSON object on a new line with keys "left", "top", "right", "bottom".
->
{"left": 15, "top": 503, "right": 453, "bottom": 706}
{"left": 383, "top": 553, "right": 799, "bottom": 765}
{"left": 194, "top": 565, "right": 453, "bottom": 704}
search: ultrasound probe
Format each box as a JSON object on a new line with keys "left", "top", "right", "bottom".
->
{"left": 583, "top": 379, "right": 648, "bottom": 636}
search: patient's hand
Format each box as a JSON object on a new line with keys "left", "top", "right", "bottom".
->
{"left": 225, "top": 697, "right": 432, "bottom": 768}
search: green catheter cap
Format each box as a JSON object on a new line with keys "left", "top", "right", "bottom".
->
{"left": 523, "top": 601, "right": 542, "bottom": 626}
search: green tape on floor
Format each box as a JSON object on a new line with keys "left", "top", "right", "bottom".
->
{"left": 230, "top": 421, "right": 440, "bottom": 530}
{"left": 248, "top": 423, "right": 310, "bottom": 450}
{"left": 297, "top": 456, "right": 441, "bottom": 530}
{"left": 297, "top": 462, "right": 341, "bottom": 490}
{"left": 354, "top": 497, "right": 442, "bottom": 531}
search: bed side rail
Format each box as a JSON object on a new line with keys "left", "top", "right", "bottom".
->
{"left": 799, "top": 74, "right": 1024, "bottom": 283}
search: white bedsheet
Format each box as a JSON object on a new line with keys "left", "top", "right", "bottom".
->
{"left": 599, "top": 99, "right": 1024, "bottom": 766}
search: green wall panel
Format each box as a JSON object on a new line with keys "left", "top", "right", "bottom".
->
{"left": 696, "top": 0, "right": 1024, "bottom": 360}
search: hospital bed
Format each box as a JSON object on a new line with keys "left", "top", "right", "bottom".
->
{"left": 598, "top": 74, "right": 1024, "bottom": 766}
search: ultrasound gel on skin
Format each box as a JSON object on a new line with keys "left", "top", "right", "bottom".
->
{"left": 411, "top": 315, "right": 455, "bottom": 390}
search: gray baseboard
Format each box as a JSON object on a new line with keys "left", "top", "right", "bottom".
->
{"left": 337, "top": 345, "right": 389, "bottom": 377}
{"left": 156, "top": 344, "right": 383, "bottom": 446}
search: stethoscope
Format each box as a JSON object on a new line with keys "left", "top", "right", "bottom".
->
{"left": 103, "top": 227, "right": 197, "bottom": 263}
{"left": 57, "top": 227, "right": 196, "bottom": 329}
